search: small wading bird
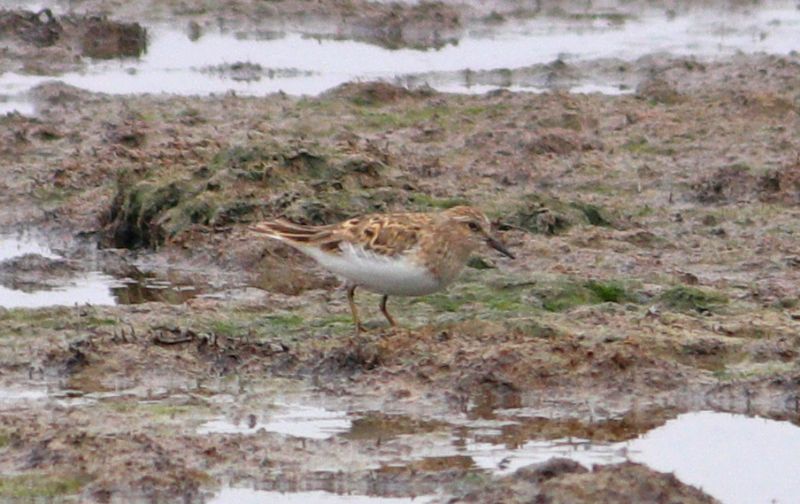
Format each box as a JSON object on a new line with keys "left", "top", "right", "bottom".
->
{"left": 250, "top": 206, "right": 515, "bottom": 333}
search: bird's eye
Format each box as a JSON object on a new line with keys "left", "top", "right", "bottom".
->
{"left": 468, "top": 222, "right": 481, "bottom": 232}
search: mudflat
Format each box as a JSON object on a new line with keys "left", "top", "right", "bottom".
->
{"left": 1, "top": 1, "right": 799, "bottom": 502}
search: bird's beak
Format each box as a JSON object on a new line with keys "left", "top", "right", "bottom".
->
{"left": 486, "top": 236, "right": 515, "bottom": 259}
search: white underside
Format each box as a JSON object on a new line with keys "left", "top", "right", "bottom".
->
{"left": 300, "top": 242, "right": 442, "bottom": 296}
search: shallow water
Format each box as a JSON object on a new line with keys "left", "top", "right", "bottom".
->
{"left": 2, "top": 0, "right": 800, "bottom": 112}
{"left": 627, "top": 411, "right": 800, "bottom": 504}
{"left": 210, "top": 488, "right": 434, "bottom": 504}
{"left": 0, "top": 234, "right": 199, "bottom": 307}
{"left": 465, "top": 436, "right": 628, "bottom": 473}
{"left": 0, "top": 97, "right": 34, "bottom": 115}
{"left": 111, "top": 276, "right": 200, "bottom": 305}
{"left": 0, "top": 271, "right": 122, "bottom": 308}
{"left": 197, "top": 401, "right": 352, "bottom": 439}
{"left": 461, "top": 410, "right": 800, "bottom": 504}
{"left": 199, "top": 403, "right": 800, "bottom": 504}
{"left": 0, "top": 234, "right": 61, "bottom": 262}
{"left": 6, "top": 371, "right": 799, "bottom": 504}
{"left": 0, "top": 70, "right": 39, "bottom": 116}
{"left": 55, "top": 6, "right": 800, "bottom": 96}
{"left": 0, "top": 386, "right": 49, "bottom": 404}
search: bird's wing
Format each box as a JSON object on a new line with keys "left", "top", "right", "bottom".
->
{"left": 250, "top": 213, "right": 431, "bottom": 258}
{"left": 338, "top": 213, "right": 428, "bottom": 258}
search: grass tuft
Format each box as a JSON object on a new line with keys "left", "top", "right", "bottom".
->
{"left": 0, "top": 474, "right": 89, "bottom": 498}
{"left": 659, "top": 286, "right": 728, "bottom": 313}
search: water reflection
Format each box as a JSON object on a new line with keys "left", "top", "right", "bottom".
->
{"left": 210, "top": 488, "right": 434, "bottom": 504}
{"left": 0, "top": 70, "right": 40, "bottom": 115}
{"left": 0, "top": 98, "right": 35, "bottom": 116}
{"left": 0, "top": 271, "right": 121, "bottom": 308}
{"left": 111, "top": 275, "right": 199, "bottom": 305}
{"left": 3, "top": 1, "right": 800, "bottom": 98}
{"left": 0, "top": 386, "right": 49, "bottom": 404}
{"left": 467, "top": 436, "right": 628, "bottom": 473}
{"left": 628, "top": 411, "right": 800, "bottom": 504}
{"left": 200, "top": 406, "right": 800, "bottom": 504}
{"left": 458, "top": 411, "right": 800, "bottom": 504}
{"left": 0, "top": 234, "right": 61, "bottom": 262}
{"left": 0, "top": 234, "right": 200, "bottom": 307}
{"left": 197, "top": 401, "right": 352, "bottom": 439}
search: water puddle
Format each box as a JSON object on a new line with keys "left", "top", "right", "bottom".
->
{"left": 627, "top": 411, "right": 800, "bottom": 504}
{"left": 0, "top": 233, "right": 200, "bottom": 308}
{"left": 0, "top": 233, "right": 61, "bottom": 262}
{"left": 4, "top": 1, "right": 800, "bottom": 98}
{"left": 465, "top": 437, "right": 629, "bottom": 474}
{"left": 197, "top": 401, "right": 352, "bottom": 439}
{"left": 0, "top": 386, "right": 49, "bottom": 404}
{"left": 5, "top": 371, "right": 795, "bottom": 503}
{"left": 0, "top": 271, "right": 123, "bottom": 308}
{"left": 210, "top": 488, "right": 433, "bottom": 504}
{"left": 197, "top": 403, "right": 800, "bottom": 504}
{"left": 0, "top": 384, "right": 167, "bottom": 408}
{"left": 452, "top": 411, "right": 800, "bottom": 504}
{"left": 0, "top": 97, "right": 34, "bottom": 116}
{"left": 111, "top": 274, "right": 200, "bottom": 305}
{"left": 0, "top": 71, "right": 39, "bottom": 115}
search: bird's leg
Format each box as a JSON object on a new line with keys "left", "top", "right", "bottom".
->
{"left": 380, "top": 294, "right": 397, "bottom": 327}
{"left": 347, "top": 284, "right": 366, "bottom": 334}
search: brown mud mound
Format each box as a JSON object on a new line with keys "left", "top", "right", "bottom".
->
{"left": 349, "top": 0, "right": 461, "bottom": 49}
{"left": 0, "top": 253, "right": 77, "bottom": 284}
{"left": 524, "top": 128, "right": 603, "bottom": 156}
{"left": 504, "top": 193, "right": 615, "bottom": 235}
{"left": 74, "top": 15, "right": 146, "bottom": 59}
{"left": 101, "top": 139, "right": 403, "bottom": 249}
{"left": 0, "top": 9, "right": 63, "bottom": 47}
{"left": 538, "top": 462, "right": 718, "bottom": 503}
{"left": 0, "top": 412, "right": 209, "bottom": 502}
{"left": 691, "top": 164, "right": 756, "bottom": 204}
{"left": 757, "top": 162, "right": 800, "bottom": 205}
{"left": 316, "top": 321, "right": 694, "bottom": 396}
{"left": 325, "top": 81, "right": 434, "bottom": 106}
{"left": 691, "top": 162, "right": 800, "bottom": 205}
{"left": 0, "top": 9, "right": 146, "bottom": 73}
{"left": 456, "top": 459, "right": 717, "bottom": 503}
{"left": 636, "top": 77, "right": 686, "bottom": 105}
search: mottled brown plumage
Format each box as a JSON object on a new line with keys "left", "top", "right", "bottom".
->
{"left": 251, "top": 206, "right": 514, "bottom": 332}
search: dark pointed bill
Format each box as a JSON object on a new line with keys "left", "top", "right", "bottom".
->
{"left": 487, "top": 236, "right": 515, "bottom": 259}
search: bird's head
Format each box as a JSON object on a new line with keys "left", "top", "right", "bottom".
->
{"left": 442, "top": 206, "right": 515, "bottom": 259}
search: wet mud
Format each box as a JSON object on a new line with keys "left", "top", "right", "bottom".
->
{"left": 0, "top": 9, "right": 146, "bottom": 73}
{"left": 2, "top": 0, "right": 800, "bottom": 502}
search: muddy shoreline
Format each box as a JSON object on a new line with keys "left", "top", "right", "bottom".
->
{"left": 2, "top": 1, "right": 800, "bottom": 502}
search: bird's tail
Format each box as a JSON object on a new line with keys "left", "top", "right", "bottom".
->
{"left": 249, "top": 219, "right": 328, "bottom": 245}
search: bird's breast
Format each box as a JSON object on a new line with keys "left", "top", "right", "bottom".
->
{"left": 303, "top": 243, "right": 443, "bottom": 296}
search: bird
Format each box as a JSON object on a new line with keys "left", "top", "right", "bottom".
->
{"left": 250, "top": 206, "right": 515, "bottom": 333}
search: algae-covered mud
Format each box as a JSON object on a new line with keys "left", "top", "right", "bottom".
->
{"left": 1, "top": 0, "right": 800, "bottom": 502}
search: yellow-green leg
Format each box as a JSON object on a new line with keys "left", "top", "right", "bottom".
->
{"left": 380, "top": 294, "right": 397, "bottom": 327}
{"left": 347, "top": 284, "right": 366, "bottom": 334}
